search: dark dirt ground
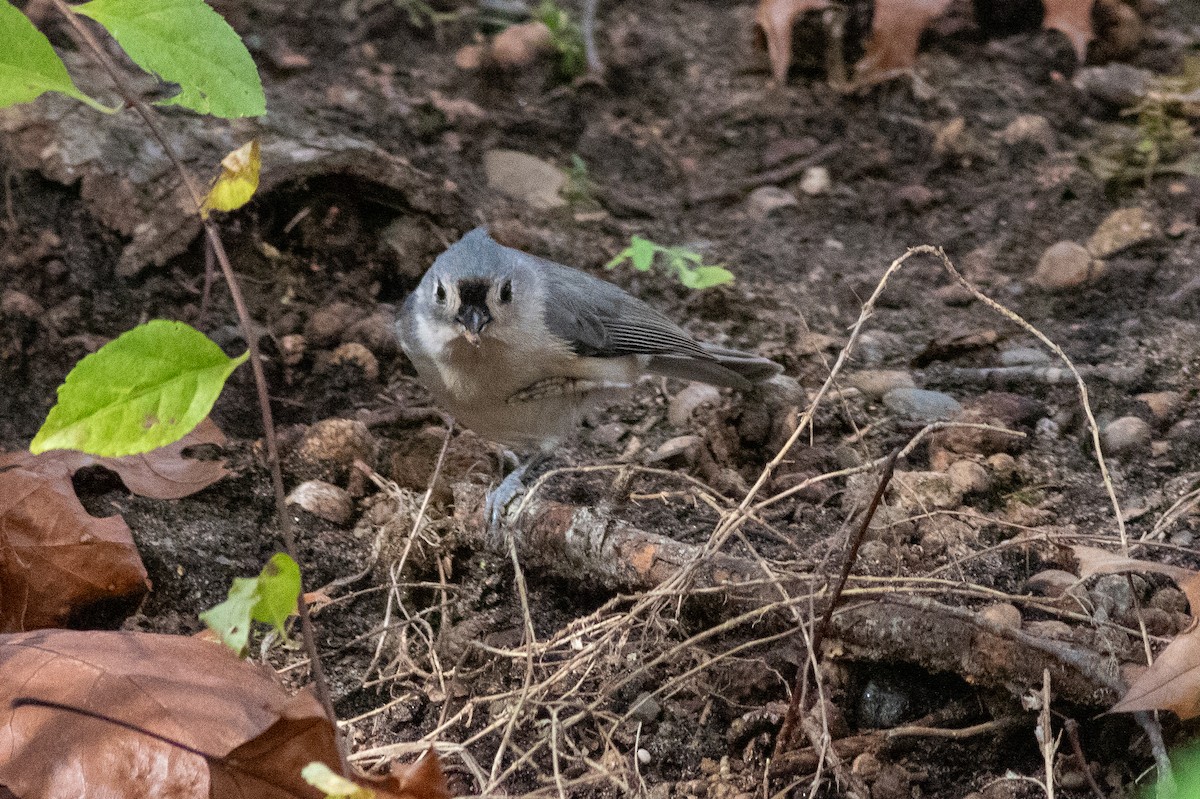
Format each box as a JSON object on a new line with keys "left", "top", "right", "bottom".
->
{"left": 3, "top": 0, "right": 1200, "bottom": 796}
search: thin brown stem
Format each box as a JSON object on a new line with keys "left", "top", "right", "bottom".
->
{"left": 50, "top": 0, "right": 345, "bottom": 770}
{"left": 772, "top": 449, "right": 900, "bottom": 758}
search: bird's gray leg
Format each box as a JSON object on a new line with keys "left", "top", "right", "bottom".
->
{"left": 485, "top": 451, "right": 551, "bottom": 534}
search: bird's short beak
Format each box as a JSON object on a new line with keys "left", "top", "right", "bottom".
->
{"left": 455, "top": 305, "right": 491, "bottom": 347}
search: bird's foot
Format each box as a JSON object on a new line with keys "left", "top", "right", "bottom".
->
{"left": 484, "top": 463, "right": 530, "bottom": 541}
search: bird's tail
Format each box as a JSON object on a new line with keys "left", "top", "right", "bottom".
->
{"left": 645, "top": 343, "right": 782, "bottom": 390}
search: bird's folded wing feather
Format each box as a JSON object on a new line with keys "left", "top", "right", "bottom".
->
{"left": 537, "top": 257, "right": 712, "bottom": 359}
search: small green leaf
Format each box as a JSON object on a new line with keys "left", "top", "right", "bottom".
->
{"left": 302, "top": 762, "right": 374, "bottom": 799}
{"left": 200, "top": 553, "right": 301, "bottom": 653}
{"left": 678, "top": 265, "right": 735, "bottom": 290}
{"left": 31, "top": 320, "right": 248, "bottom": 457}
{"left": 603, "top": 248, "right": 629, "bottom": 270}
{"left": 0, "top": 0, "right": 113, "bottom": 112}
{"left": 629, "top": 236, "right": 657, "bottom": 272}
{"left": 72, "top": 0, "right": 265, "bottom": 118}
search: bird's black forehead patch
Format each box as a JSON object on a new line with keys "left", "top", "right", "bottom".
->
{"left": 457, "top": 279, "right": 491, "bottom": 309}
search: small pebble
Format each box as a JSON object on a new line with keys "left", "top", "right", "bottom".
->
{"left": 668, "top": 383, "right": 722, "bottom": 427}
{"left": 1000, "top": 114, "right": 1055, "bottom": 151}
{"left": 1, "top": 289, "right": 43, "bottom": 317}
{"left": 280, "top": 333, "right": 306, "bottom": 366}
{"left": 998, "top": 347, "right": 1050, "bottom": 366}
{"left": 306, "top": 301, "right": 362, "bottom": 346}
{"left": 1086, "top": 207, "right": 1162, "bottom": 259}
{"left": 947, "top": 460, "right": 990, "bottom": 495}
{"left": 799, "top": 166, "right": 831, "bottom": 196}
{"left": 297, "top": 418, "right": 376, "bottom": 470}
{"left": 896, "top": 183, "right": 935, "bottom": 211}
{"left": 744, "top": 186, "right": 798, "bottom": 219}
{"left": 344, "top": 312, "right": 400, "bottom": 358}
{"left": 857, "top": 676, "right": 912, "bottom": 728}
{"left": 1136, "top": 391, "right": 1182, "bottom": 420}
{"left": 986, "top": 453, "right": 1018, "bottom": 481}
{"left": 846, "top": 370, "right": 915, "bottom": 399}
{"left": 1102, "top": 416, "right": 1151, "bottom": 456}
{"left": 1035, "top": 418, "right": 1060, "bottom": 438}
{"left": 883, "top": 388, "right": 962, "bottom": 423}
{"left": 644, "top": 434, "right": 702, "bottom": 466}
{"left": 590, "top": 422, "right": 628, "bottom": 447}
{"left": 892, "top": 470, "right": 964, "bottom": 510}
{"left": 330, "top": 342, "right": 380, "bottom": 381}
{"left": 979, "top": 602, "right": 1022, "bottom": 629}
{"left": 1073, "top": 63, "right": 1152, "bottom": 107}
{"left": 1149, "top": 587, "right": 1188, "bottom": 614}
{"left": 484, "top": 149, "right": 567, "bottom": 210}
{"left": 286, "top": 480, "right": 354, "bottom": 524}
{"left": 1033, "top": 241, "right": 1105, "bottom": 290}
{"left": 629, "top": 692, "right": 661, "bottom": 723}
{"left": 857, "top": 540, "right": 891, "bottom": 565}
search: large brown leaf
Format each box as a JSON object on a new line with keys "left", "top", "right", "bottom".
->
{"left": 853, "top": 0, "right": 954, "bottom": 85}
{"left": 0, "top": 459, "right": 148, "bottom": 631}
{"left": 1110, "top": 575, "right": 1200, "bottom": 720}
{"left": 1073, "top": 545, "right": 1200, "bottom": 613}
{"left": 1043, "top": 0, "right": 1096, "bottom": 62}
{"left": 754, "top": 0, "right": 830, "bottom": 83}
{"left": 0, "top": 417, "right": 230, "bottom": 500}
{"left": 0, "top": 421, "right": 230, "bottom": 631}
{"left": 0, "top": 629, "right": 353, "bottom": 799}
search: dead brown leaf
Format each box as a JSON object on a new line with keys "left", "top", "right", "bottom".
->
{"left": 0, "top": 461, "right": 148, "bottom": 632}
{"left": 371, "top": 752, "right": 450, "bottom": 799}
{"left": 0, "top": 417, "right": 230, "bottom": 500}
{"left": 1072, "top": 545, "right": 1200, "bottom": 613}
{"left": 1043, "top": 0, "right": 1096, "bottom": 62}
{"left": 1111, "top": 586, "right": 1200, "bottom": 719}
{"left": 753, "top": 0, "right": 830, "bottom": 83}
{"left": 853, "top": 0, "right": 953, "bottom": 85}
{"left": 0, "top": 629, "right": 338, "bottom": 798}
{"left": 0, "top": 421, "right": 229, "bottom": 631}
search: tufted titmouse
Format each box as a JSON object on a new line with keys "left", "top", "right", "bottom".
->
{"left": 398, "top": 228, "right": 782, "bottom": 521}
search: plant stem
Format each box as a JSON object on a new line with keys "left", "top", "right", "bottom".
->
{"left": 50, "top": 0, "right": 347, "bottom": 771}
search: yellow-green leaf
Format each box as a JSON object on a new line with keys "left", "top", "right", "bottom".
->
{"left": 31, "top": 320, "right": 248, "bottom": 457}
{"left": 202, "top": 139, "right": 261, "bottom": 216}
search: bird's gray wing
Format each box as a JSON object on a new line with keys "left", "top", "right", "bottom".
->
{"left": 536, "top": 258, "right": 712, "bottom": 360}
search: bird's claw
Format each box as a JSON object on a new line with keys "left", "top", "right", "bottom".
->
{"left": 484, "top": 464, "right": 529, "bottom": 542}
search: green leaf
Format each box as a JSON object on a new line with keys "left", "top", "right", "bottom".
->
{"left": 72, "top": 0, "right": 265, "bottom": 118}
{"left": 200, "top": 553, "right": 301, "bottom": 653}
{"left": 0, "top": 0, "right": 113, "bottom": 112}
{"left": 678, "top": 265, "right": 735, "bottom": 290}
{"left": 31, "top": 320, "right": 248, "bottom": 457}
{"left": 301, "top": 763, "right": 374, "bottom": 799}
{"left": 629, "top": 236, "right": 657, "bottom": 272}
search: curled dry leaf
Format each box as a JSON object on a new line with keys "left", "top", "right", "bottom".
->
{"left": 1073, "top": 545, "right": 1200, "bottom": 720}
{"left": 0, "top": 419, "right": 229, "bottom": 631}
{"left": 753, "top": 0, "right": 830, "bottom": 83}
{"left": 853, "top": 0, "right": 954, "bottom": 85}
{"left": 1043, "top": 0, "right": 1096, "bottom": 62}
{"left": 0, "top": 629, "right": 338, "bottom": 798}
{"left": 490, "top": 20, "right": 554, "bottom": 68}
{"left": 1072, "top": 545, "right": 1200, "bottom": 613}
{"left": 455, "top": 22, "right": 554, "bottom": 71}
{"left": 1110, "top": 574, "right": 1200, "bottom": 720}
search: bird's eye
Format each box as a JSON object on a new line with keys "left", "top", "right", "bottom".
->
{"left": 434, "top": 281, "right": 446, "bottom": 304}
{"left": 499, "top": 280, "right": 513, "bottom": 304}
